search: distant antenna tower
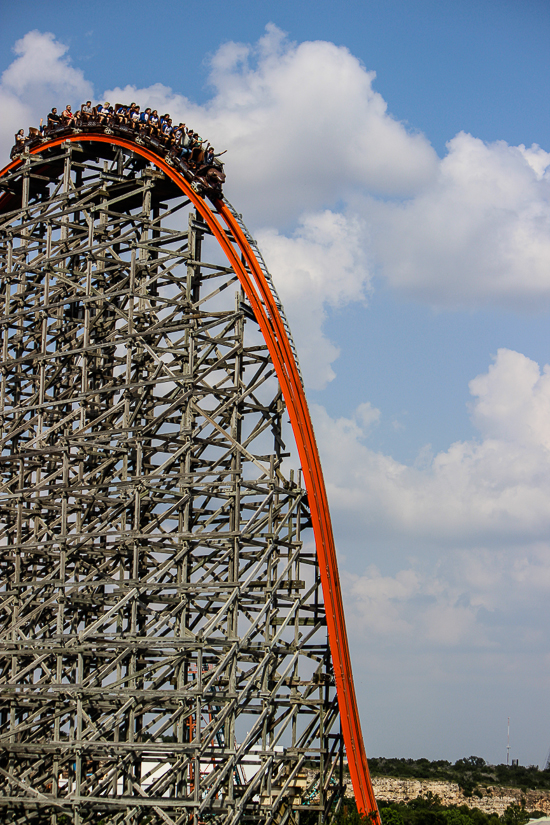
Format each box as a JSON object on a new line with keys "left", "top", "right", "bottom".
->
{"left": 507, "top": 717, "right": 510, "bottom": 766}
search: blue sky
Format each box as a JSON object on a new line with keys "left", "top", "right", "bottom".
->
{"left": 1, "top": 0, "right": 550, "bottom": 768}
{"left": 2, "top": 0, "right": 548, "bottom": 152}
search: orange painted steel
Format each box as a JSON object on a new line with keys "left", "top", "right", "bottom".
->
{"left": 0, "top": 135, "right": 380, "bottom": 821}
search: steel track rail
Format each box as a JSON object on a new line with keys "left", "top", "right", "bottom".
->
{"left": 0, "top": 134, "right": 380, "bottom": 821}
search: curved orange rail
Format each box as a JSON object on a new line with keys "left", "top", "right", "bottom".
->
{"left": 0, "top": 136, "right": 380, "bottom": 821}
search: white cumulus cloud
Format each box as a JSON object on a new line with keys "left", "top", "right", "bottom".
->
{"left": 1, "top": 27, "right": 549, "bottom": 317}
{"left": 310, "top": 348, "right": 550, "bottom": 664}
{"left": 256, "top": 210, "right": 371, "bottom": 388}
{"left": 369, "top": 131, "right": 550, "bottom": 310}
{"left": 0, "top": 31, "right": 93, "bottom": 161}
{"left": 103, "top": 24, "right": 438, "bottom": 225}
{"left": 1, "top": 30, "right": 92, "bottom": 104}
{"left": 314, "top": 348, "right": 550, "bottom": 545}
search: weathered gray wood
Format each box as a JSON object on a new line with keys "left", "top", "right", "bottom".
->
{"left": 0, "top": 143, "right": 343, "bottom": 824}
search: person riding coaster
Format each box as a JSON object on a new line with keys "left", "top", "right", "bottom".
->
{"left": 194, "top": 158, "right": 226, "bottom": 197}
{"left": 8, "top": 106, "right": 227, "bottom": 199}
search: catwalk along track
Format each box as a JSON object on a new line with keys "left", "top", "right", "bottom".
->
{"left": 0, "top": 130, "right": 379, "bottom": 825}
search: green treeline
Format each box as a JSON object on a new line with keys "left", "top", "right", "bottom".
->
{"left": 319, "top": 756, "right": 550, "bottom": 825}
{"left": 368, "top": 757, "right": 550, "bottom": 794}
{"left": 330, "top": 795, "right": 544, "bottom": 825}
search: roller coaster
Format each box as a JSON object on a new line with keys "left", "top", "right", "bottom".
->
{"left": 0, "top": 115, "right": 379, "bottom": 824}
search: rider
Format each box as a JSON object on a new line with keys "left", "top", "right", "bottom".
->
{"left": 97, "top": 102, "right": 111, "bottom": 124}
{"left": 139, "top": 107, "right": 151, "bottom": 133}
{"left": 129, "top": 104, "right": 140, "bottom": 130}
{"left": 62, "top": 105, "right": 75, "bottom": 125}
{"left": 149, "top": 110, "right": 160, "bottom": 135}
{"left": 115, "top": 104, "right": 128, "bottom": 125}
{"left": 81, "top": 101, "right": 93, "bottom": 123}
{"left": 47, "top": 108, "right": 62, "bottom": 130}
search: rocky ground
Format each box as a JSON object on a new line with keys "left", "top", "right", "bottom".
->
{"left": 346, "top": 777, "right": 550, "bottom": 816}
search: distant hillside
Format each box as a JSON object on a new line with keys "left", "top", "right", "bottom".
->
{"left": 367, "top": 757, "right": 550, "bottom": 795}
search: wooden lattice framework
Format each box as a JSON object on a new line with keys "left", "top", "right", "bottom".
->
{"left": 0, "top": 140, "right": 354, "bottom": 824}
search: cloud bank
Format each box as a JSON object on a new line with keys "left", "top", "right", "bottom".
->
{"left": 0, "top": 31, "right": 92, "bottom": 151}
{"left": 369, "top": 132, "right": 550, "bottom": 310}
{"left": 2, "top": 27, "right": 550, "bottom": 387}
{"left": 1, "top": 26, "right": 550, "bottom": 759}
{"left": 103, "top": 24, "right": 438, "bottom": 225}
{"left": 2, "top": 25, "right": 550, "bottom": 647}
{"left": 316, "top": 349, "right": 550, "bottom": 544}
{"left": 313, "top": 349, "right": 550, "bottom": 662}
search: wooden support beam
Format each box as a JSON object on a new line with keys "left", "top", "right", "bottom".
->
{"left": 0, "top": 143, "right": 345, "bottom": 825}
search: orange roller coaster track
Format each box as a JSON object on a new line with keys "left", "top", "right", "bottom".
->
{"left": 0, "top": 134, "right": 379, "bottom": 822}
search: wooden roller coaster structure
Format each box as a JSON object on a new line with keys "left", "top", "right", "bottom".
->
{"left": 0, "top": 130, "right": 379, "bottom": 824}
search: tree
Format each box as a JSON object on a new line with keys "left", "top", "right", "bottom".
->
{"left": 502, "top": 804, "right": 530, "bottom": 825}
{"left": 381, "top": 808, "right": 405, "bottom": 825}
